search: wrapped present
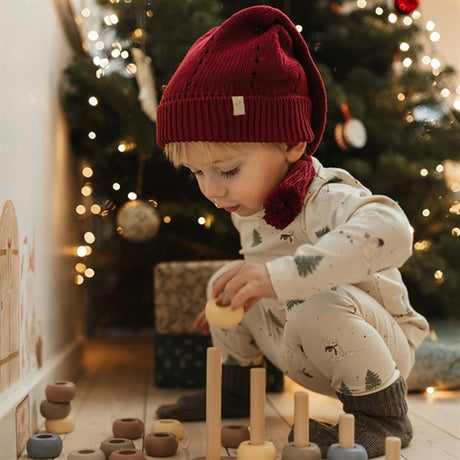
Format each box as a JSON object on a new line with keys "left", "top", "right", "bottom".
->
{"left": 153, "top": 260, "right": 283, "bottom": 392}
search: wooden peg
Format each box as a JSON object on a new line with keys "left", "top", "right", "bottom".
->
{"left": 385, "top": 436, "right": 401, "bottom": 460}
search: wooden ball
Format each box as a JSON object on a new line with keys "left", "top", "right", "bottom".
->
{"left": 151, "top": 418, "right": 183, "bottom": 440}
{"left": 67, "top": 448, "right": 105, "bottom": 460}
{"left": 326, "top": 443, "right": 368, "bottom": 459}
{"left": 205, "top": 296, "right": 244, "bottom": 329}
{"left": 112, "top": 417, "right": 144, "bottom": 439}
{"left": 26, "top": 433, "right": 63, "bottom": 459}
{"left": 221, "top": 425, "right": 250, "bottom": 448}
{"left": 99, "top": 438, "right": 135, "bottom": 458}
{"left": 40, "top": 399, "right": 71, "bottom": 419}
{"left": 45, "top": 381, "right": 76, "bottom": 403}
{"left": 236, "top": 440, "right": 276, "bottom": 460}
{"left": 281, "top": 442, "right": 321, "bottom": 460}
{"left": 45, "top": 415, "right": 75, "bottom": 434}
{"left": 145, "top": 432, "right": 178, "bottom": 457}
{"left": 108, "top": 449, "right": 145, "bottom": 460}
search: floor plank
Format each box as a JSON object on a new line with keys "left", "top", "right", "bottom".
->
{"left": 19, "top": 340, "right": 460, "bottom": 459}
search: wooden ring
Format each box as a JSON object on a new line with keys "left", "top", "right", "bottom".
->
{"left": 45, "top": 381, "right": 76, "bottom": 402}
{"left": 99, "top": 438, "right": 135, "bottom": 458}
{"left": 26, "top": 433, "right": 63, "bottom": 459}
{"left": 45, "top": 415, "right": 75, "bottom": 434}
{"left": 221, "top": 424, "right": 250, "bottom": 448}
{"left": 40, "top": 399, "right": 71, "bottom": 419}
{"left": 327, "top": 443, "right": 368, "bottom": 459}
{"left": 236, "top": 440, "right": 277, "bottom": 460}
{"left": 145, "top": 432, "right": 178, "bottom": 457}
{"left": 112, "top": 418, "right": 144, "bottom": 439}
{"left": 151, "top": 419, "right": 183, "bottom": 440}
{"left": 108, "top": 449, "right": 145, "bottom": 460}
{"left": 205, "top": 296, "right": 244, "bottom": 329}
{"left": 67, "top": 448, "right": 105, "bottom": 460}
{"left": 281, "top": 442, "right": 321, "bottom": 459}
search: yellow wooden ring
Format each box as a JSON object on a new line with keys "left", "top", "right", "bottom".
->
{"left": 205, "top": 297, "right": 244, "bottom": 329}
{"left": 45, "top": 415, "right": 75, "bottom": 434}
{"left": 151, "top": 419, "right": 183, "bottom": 440}
{"left": 237, "top": 440, "right": 276, "bottom": 460}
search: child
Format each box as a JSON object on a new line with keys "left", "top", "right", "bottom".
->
{"left": 155, "top": 6, "right": 429, "bottom": 457}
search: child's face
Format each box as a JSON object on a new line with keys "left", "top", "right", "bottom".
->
{"left": 182, "top": 143, "right": 302, "bottom": 217}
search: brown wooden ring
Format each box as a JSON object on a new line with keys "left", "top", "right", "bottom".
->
{"left": 112, "top": 417, "right": 144, "bottom": 439}
{"left": 108, "top": 449, "right": 145, "bottom": 460}
{"left": 40, "top": 399, "right": 71, "bottom": 419}
{"left": 45, "top": 381, "right": 76, "bottom": 403}
{"left": 145, "top": 432, "right": 178, "bottom": 457}
{"left": 99, "top": 438, "right": 135, "bottom": 459}
{"left": 221, "top": 424, "right": 250, "bottom": 448}
{"left": 67, "top": 448, "right": 105, "bottom": 460}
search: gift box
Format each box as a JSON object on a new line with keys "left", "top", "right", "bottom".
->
{"left": 153, "top": 260, "right": 283, "bottom": 392}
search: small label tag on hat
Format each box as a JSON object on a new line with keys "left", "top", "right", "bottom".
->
{"left": 232, "top": 96, "right": 245, "bottom": 116}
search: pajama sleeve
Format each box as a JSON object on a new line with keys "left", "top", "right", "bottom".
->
{"left": 265, "top": 183, "right": 413, "bottom": 302}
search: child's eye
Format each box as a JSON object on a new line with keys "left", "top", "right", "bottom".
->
{"left": 221, "top": 167, "right": 239, "bottom": 178}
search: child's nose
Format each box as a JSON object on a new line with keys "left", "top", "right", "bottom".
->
{"left": 203, "top": 177, "right": 226, "bottom": 199}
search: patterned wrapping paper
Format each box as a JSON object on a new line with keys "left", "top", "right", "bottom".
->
{"left": 153, "top": 260, "right": 284, "bottom": 391}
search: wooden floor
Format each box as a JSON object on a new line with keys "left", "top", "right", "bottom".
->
{"left": 21, "top": 340, "right": 460, "bottom": 459}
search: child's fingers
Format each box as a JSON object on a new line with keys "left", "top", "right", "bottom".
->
{"left": 211, "top": 265, "right": 241, "bottom": 299}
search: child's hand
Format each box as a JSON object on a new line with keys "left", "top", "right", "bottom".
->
{"left": 193, "top": 309, "right": 210, "bottom": 335}
{"left": 211, "top": 262, "right": 276, "bottom": 312}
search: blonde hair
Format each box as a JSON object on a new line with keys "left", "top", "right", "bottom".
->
{"left": 164, "top": 142, "right": 288, "bottom": 168}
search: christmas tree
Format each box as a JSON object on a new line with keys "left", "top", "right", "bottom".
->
{"left": 62, "top": 0, "right": 460, "bottom": 335}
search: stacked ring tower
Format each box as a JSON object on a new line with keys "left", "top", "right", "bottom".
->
{"left": 40, "top": 381, "right": 76, "bottom": 434}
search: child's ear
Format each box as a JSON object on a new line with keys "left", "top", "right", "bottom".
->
{"left": 285, "top": 142, "right": 307, "bottom": 163}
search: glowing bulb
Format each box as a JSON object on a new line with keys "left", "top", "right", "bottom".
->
{"left": 81, "top": 185, "right": 93, "bottom": 197}
{"left": 76, "top": 246, "right": 88, "bottom": 257}
{"left": 430, "top": 32, "right": 440, "bottom": 42}
{"left": 112, "top": 182, "right": 121, "bottom": 191}
{"left": 88, "top": 131, "right": 96, "bottom": 140}
{"left": 402, "top": 57, "right": 412, "bottom": 68}
{"left": 425, "top": 20, "right": 435, "bottom": 32}
{"left": 430, "top": 58, "right": 441, "bottom": 69}
{"left": 75, "top": 275, "right": 84, "bottom": 285}
{"left": 420, "top": 168, "right": 428, "bottom": 177}
{"left": 81, "top": 8, "right": 91, "bottom": 18}
{"left": 440, "top": 88, "right": 450, "bottom": 98}
{"left": 375, "top": 7, "right": 383, "bottom": 15}
{"left": 399, "top": 42, "right": 410, "bottom": 52}
{"left": 403, "top": 16, "right": 412, "bottom": 26}
{"left": 422, "top": 209, "right": 430, "bottom": 217}
{"left": 75, "top": 263, "right": 86, "bottom": 273}
{"left": 163, "top": 216, "right": 171, "bottom": 223}
{"left": 88, "top": 96, "right": 98, "bottom": 107}
{"left": 91, "top": 204, "right": 102, "bottom": 214}
{"left": 421, "top": 55, "right": 431, "bottom": 65}
{"left": 426, "top": 386, "right": 435, "bottom": 394}
{"left": 356, "top": 0, "right": 366, "bottom": 8}
{"left": 82, "top": 167, "right": 93, "bottom": 178}
{"left": 84, "top": 232, "right": 96, "bottom": 244}
{"left": 76, "top": 205, "right": 86, "bottom": 215}
{"left": 87, "top": 30, "right": 99, "bottom": 41}
{"left": 397, "top": 93, "right": 405, "bottom": 101}
{"left": 198, "top": 216, "right": 206, "bottom": 225}
{"left": 295, "top": 24, "right": 303, "bottom": 33}
{"left": 127, "top": 192, "right": 137, "bottom": 200}
{"left": 452, "top": 227, "right": 460, "bottom": 237}
{"left": 388, "top": 13, "right": 397, "bottom": 24}
{"left": 85, "top": 268, "right": 95, "bottom": 278}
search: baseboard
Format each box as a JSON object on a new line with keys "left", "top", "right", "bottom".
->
{"left": 0, "top": 337, "right": 84, "bottom": 460}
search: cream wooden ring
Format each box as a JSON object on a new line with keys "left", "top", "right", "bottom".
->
{"left": 236, "top": 440, "right": 276, "bottom": 460}
{"left": 205, "top": 297, "right": 244, "bottom": 329}
{"left": 45, "top": 415, "right": 75, "bottom": 434}
{"left": 67, "top": 448, "right": 105, "bottom": 460}
{"left": 151, "top": 419, "right": 183, "bottom": 440}
{"left": 99, "top": 438, "right": 135, "bottom": 458}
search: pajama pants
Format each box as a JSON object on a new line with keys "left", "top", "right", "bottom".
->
{"left": 208, "top": 263, "right": 415, "bottom": 397}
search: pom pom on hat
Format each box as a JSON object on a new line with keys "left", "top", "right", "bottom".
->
{"left": 156, "top": 5, "right": 327, "bottom": 155}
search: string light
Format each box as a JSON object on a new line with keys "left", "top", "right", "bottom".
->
{"left": 426, "top": 386, "right": 435, "bottom": 394}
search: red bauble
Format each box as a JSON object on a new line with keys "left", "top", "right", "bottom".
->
{"left": 395, "top": 0, "right": 420, "bottom": 14}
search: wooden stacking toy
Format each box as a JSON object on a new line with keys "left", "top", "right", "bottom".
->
{"left": 41, "top": 381, "right": 76, "bottom": 434}
{"left": 281, "top": 391, "right": 321, "bottom": 459}
{"left": 67, "top": 448, "right": 105, "bottom": 460}
{"left": 205, "top": 296, "right": 244, "bottom": 329}
{"left": 221, "top": 425, "right": 250, "bottom": 449}
{"left": 236, "top": 368, "right": 276, "bottom": 460}
{"left": 151, "top": 418, "right": 183, "bottom": 440}
{"left": 327, "top": 414, "right": 367, "bottom": 459}
{"left": 26, "top": 433, "right": 63, "bottom": 459}
{"left": 100, "top": 437, "right": 136, "bottom": 459}
{"left": 192, "top": 346, "right": 236, "bottom": 460}
{"left": 385, "top": 436, "right": 401, "bottom": 460}
{"left": 112, "top": 417, "right": 144, "bottom": 439}
{"left": 108, "top": 449, "right": 146, "bottom": 459}
{"left": 145, "top": 432, "right": 179, "bottom": 457}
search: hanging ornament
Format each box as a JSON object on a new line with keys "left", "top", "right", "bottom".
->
{"left": 131, "top": 47, "right": 158, "bottom": 122}
{"left": 334, "top": 103, "right": 367, "bottom": 151}
{"left": 116, "top": 200, "right": 160, "bottom": 242}
{"left": 394, "top": 0, "right": 420, "bottom": 15}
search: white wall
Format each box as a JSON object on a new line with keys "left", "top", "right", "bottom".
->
{"left": 0, "top": 0, "right": 84, "bottom": 456}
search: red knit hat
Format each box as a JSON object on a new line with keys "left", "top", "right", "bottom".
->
{"left": 156, "top": 5, "right": 327, "bottom": 155}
